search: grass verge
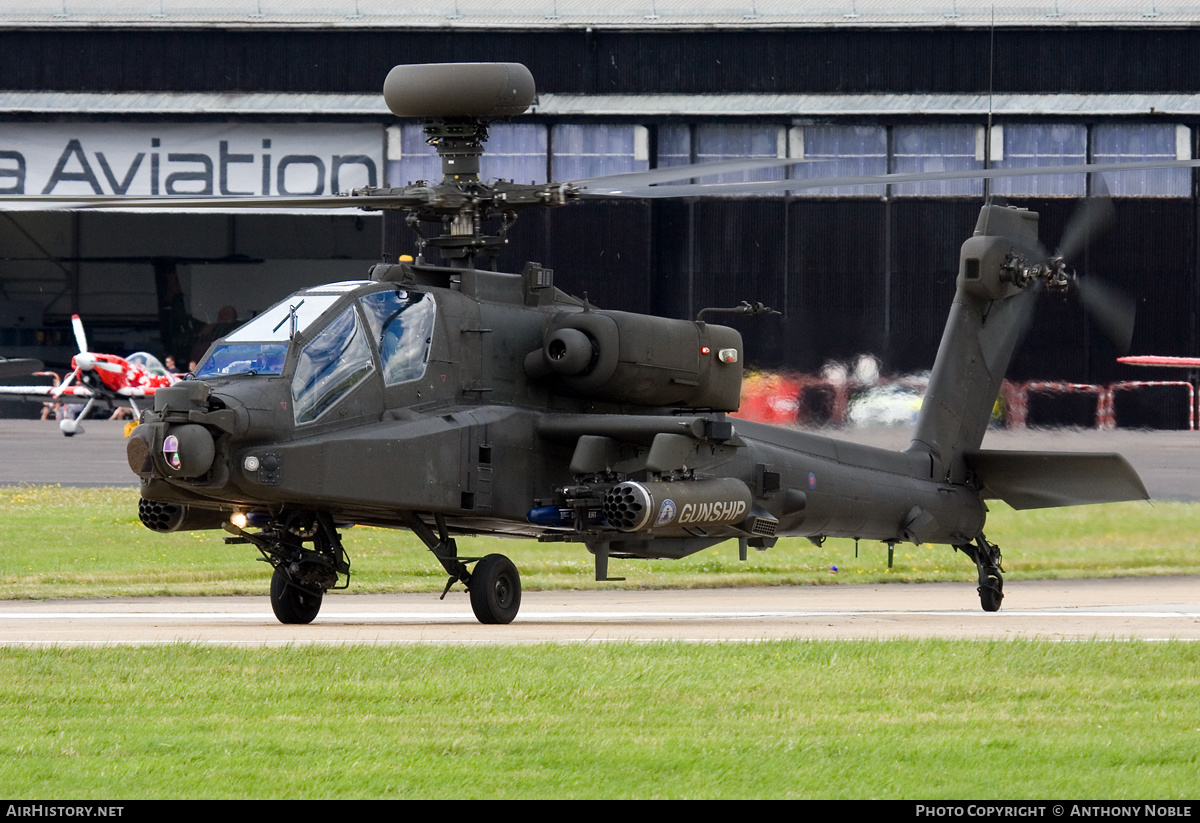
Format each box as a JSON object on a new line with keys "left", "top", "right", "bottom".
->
{"left": 1, "top": 641, "right": 1198, "bottom": 799}
{"left": 1, "top": 486, "right": 1198, "bottom": 599}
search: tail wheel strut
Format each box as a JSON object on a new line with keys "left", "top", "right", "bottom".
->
{"left": 957, "top": 535, "right": 1004, "bottom": 612}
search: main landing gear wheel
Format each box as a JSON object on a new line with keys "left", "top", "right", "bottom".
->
{"left": 270, "top": 565, "right": 324, "bottom": 624}
{"left": 469, "top": 553, "right": 521, "bottom": 624}
{"left": 226, "top": 510, "right": 348, "bottom": 625}
{"left": 399, "top": 514, "right": 520, "bottom": 624}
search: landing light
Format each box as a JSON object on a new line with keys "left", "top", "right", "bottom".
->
{"left": 229, "top": 512, "right": 248, "bottom": 529}
{"left": 243, "top": 455, "right": 260, "bottom": 472}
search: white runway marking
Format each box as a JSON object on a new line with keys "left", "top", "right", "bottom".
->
{"left": 3, "top": 607, "right": 1200, "bottom": 622}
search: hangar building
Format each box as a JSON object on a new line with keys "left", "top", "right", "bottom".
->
{"left": 2, "top": 1, "right": 1199, "bottom": 424}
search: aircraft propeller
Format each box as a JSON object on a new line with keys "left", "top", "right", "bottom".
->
{"left": 1075, "top": 274, "right": 1136, "bottom": 355}
{"left": 55, "top": 314, "right": 122, "bottom": 400}
{"left": 72, "top": 313, "right": 88, "bottom": 356}
{"left": 1055, "top": 181, "right": 1136, "bottom": 353}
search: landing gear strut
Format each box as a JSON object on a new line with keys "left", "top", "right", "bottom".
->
{"left": 401, "top": 512, "right": 522, "bottom": 624}
{"left": 225, "top": 510, "right": 350, "bottom": 625}
{"left": 957, "top": 535, "right": 1004, "bottom": 612}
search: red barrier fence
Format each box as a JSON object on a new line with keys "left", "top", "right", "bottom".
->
{"left": 737, "top": 374, "right": 1198, "bottom": 430}
{"left": 1100, "top": 381, "right": 1195, "bottom": 431}
{"left": 1005, "top": 381, "right": 1108, "bottom": 429}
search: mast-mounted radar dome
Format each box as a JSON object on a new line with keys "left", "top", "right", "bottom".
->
{"left": 383, "top": 63, "right": 536, "bottom": 119}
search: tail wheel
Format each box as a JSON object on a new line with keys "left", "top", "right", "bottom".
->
{"left": 469, "top": 554, "right": 521, "bottom": 625}
{"left": 979, "top": 573, "right": 1004, "bottom": 612}
{"left": 959, "top": 535, "right": 1004, "bottom": 613}
{"left": 270, "top": 565, "right": 324, "bottom": 624}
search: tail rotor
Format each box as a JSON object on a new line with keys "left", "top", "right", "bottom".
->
{"left": 999, "top": 176, "right": 1136, "bottom": 353}
{"left": 1053, "top": 177, "right": 1135, "bottom": 354}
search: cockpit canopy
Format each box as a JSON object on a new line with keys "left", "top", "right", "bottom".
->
{"left": 126, "top": 351, "right": 170, "bottom": 377}
{"left": 194, "top": 281, "right": 436, "bottom": 424}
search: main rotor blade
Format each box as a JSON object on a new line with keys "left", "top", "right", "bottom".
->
{"left": 1077, "top": 275, "right": 1136, "bottom": 354}
{"left": 71, "top": 314, "right": 88, "bottom": 355}
{"left": 588, "top": 158, "right": 1200, "bottom": 199}
{"left": 8, "top": 159, "right": 1198, "bottom": 212}
{"left": 1056, "top": 177, "right": 1116, "bottom": 264}
{"left": 0, "top": 193, "right": 432, "bottom": 211}
{"left": 0, "top": 359, "right": 43, "bottom": 380}
{"left": 572, "top": 157, "right": 822, "bottom": 192}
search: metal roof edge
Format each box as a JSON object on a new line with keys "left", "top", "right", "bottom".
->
{"left": 530, "top": 92, "right": 1200, "bottom": 118}
{"left": 2, "top": 14, "right": 1200, "bottom": 31}
{"left": 4, "top": 91, "right": 1200, "bottom": 118}
{"left": 0, "top": 91, "right": 389, "bottom": 117}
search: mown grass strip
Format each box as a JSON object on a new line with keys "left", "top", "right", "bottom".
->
{"left": 1, "top": 641, "right": 1197, "bottom": 799}
{"left": 2, "top": 486, "right": 1198, "bottom": 599}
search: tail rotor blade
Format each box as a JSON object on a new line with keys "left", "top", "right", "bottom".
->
{"left": 1077, "top": 275, "right": 1136, "bottom": 354}
{"left": 1056, "top": 176, "right": 1115, "bottom": 263}
{"left": 71, "top": 314, "right": 88, "bottom": 354}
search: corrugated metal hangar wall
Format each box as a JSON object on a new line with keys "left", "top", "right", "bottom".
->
{"left": 1, "top": 20, "right": 1198, "bottom": 422}
{"left": 4, "top": 27, "right": 1200, "bottom": 95}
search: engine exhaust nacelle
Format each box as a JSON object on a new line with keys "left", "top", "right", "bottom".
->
{"left": 524, "top": 310, "right": 743, "bottom": 410}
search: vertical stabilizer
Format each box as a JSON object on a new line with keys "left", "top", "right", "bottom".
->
{"left": 907, "top": 205, "right": 1040, "bottom": 482}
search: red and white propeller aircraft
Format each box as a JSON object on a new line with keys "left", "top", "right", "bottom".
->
{"left": 0, "top": 315, "right": 178, "bottom": 436}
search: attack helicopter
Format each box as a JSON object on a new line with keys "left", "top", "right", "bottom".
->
{"left": 17, "top": 63, "right": 1179, "bottom": 625}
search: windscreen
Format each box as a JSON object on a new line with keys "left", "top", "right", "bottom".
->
{"left": 194, "top": 293, "right": 342, "bottom": 379}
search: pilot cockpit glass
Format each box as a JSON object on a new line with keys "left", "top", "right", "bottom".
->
{"left": 359, "top": 290, "right": 436, "bottom": 387}
{"left": 194, "top": 342, "right": 288, "bottom": 378}
{"left": 291, "top": 304, "right": 375, "bottom": 424}
{"left": 224, "top": 294, "right": 342, "bottom": 344}
{"left": 194, "top": 293, "right": 344, "bottom": 379}
{"left": 126, "top": 352, "right": 167, "bottom": 376}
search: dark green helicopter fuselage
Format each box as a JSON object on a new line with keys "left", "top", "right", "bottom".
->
{"left": 130, "top": 259, "right": 986, "bottom": 553}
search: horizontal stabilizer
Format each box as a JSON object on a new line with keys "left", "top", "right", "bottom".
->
{"left": 964, "top": 450, "right": 1149, "bottom": 510}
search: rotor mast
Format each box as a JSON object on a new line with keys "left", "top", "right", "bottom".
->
{"left": 427, "top": 118, "right": 488, "bottom": 182}
{"left": 418, "top": 117, "right": 493, "bottom": 264}
{"left": 375, "top": 62, "right": 570, "bottom": 268}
